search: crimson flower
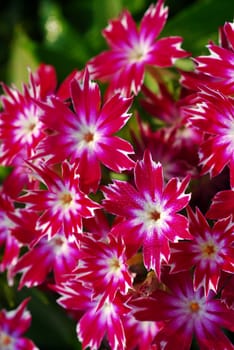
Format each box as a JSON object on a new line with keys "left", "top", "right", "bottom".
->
{"left": 18, "top": 160, "right": 100, "bottom": 238}
{"left": 102, "top": 150, "right": 191, "bottom": 277}
{"left": 181, "top": 21, "right": 234, "bottom": 95}
{"left": 183, "top": 87, "right": 234, "bottom": 187}
{"left": 0, "top": 80, "right": 45, "bottom": 166}
{"left": 53, "top": 280, "right": 129, "bottom": 350}
{"left": 170, "top": 206, "right": 234, "bottom": 295}
{"left": 132, "top": 271, "right": 234, "bottom": 350}
{"left": 12, "top": 233, "right": 80, "bottom": 288}
{"left": 75, "top": 232, "right": 133, "bottom": 305}
{"left": 0, "top": 298, "right": 38, "bottom": 350}
{"left": 88, "top": 0, "right": 188, "bottom": 95}
{"left": 37, "top": 69, "right": 135, "bottom": 192}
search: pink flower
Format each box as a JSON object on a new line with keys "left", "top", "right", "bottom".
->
{"left": 88, "top": 0, "right": 188, "bottom": 95}
{"left": 132, "top": 270, "right": 234, "bottom": 350}
{"left": 75, "top": 232, "right": 133, "bottom": 305}
{"left": 12, "top": 233, "right": 80, "bottom": 288}
{"left": 37, "top": 69, "right": 135, "bottom": 192}
{"left": 170, "top": 206, "right": 234, "bottom": 295}
{"left": 0, "top": 80, "right": 45, "bottom": 166}
{"left": 53, "top": 280, "right": 129, "bottom": 350}
{"left": 0, "top": 298, "right": 38, "bottom": 350}
{"left": 181, "top": 21, "right": 234, "bottom": 95}
{"left": 102, "top": 150, "right": 192, "bottom": 277}
{"left": 18, "top": 160, "right": 100, "bottom": 238}
{"left": 183, "top": 87, "right": 234, "bottom": 187}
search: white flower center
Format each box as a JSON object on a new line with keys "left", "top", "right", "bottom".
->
{"left": 14, "top": 105, "right": 42, "bottom": 144}
{"left": 128, "top": 41, "right": 149, "bottom": 63}
{"left": 0, "top": 332, "right": 14, "bottom": 350}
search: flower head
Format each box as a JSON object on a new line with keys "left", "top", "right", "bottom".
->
{"left": 88, "top": 0, "right": 188, "bottom": 95}
{"left": 0, "top": 298, "right": 38, "bottom": 350}
{"left": 132, "top": 270, "right": 234, "bottom": 350}
{"left": 37, "top": 69, "right": 135, "bottom": 192}
{"left": 102, "top": 150, "right": 191, "bottom": 277}
{"left": 170, "top": 206, "right": 234, "bottom": 295}
{"left": 18, "top": 160, "right": 100, "bottom": 238}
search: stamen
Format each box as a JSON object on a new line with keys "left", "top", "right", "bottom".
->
{"left": 84, "top": 132, "right": 94, "bottom": 143}
{"left": 149, "top": 210, "right": 161, "bottom": 221}
{"left": 190, "top": 301, "right": 200, "bottom": 313}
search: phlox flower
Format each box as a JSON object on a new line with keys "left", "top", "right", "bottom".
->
{"left": 181, "top": 21, "right": 234, "bottom": 95}
{"left": 53, "top": 280, "right": 129, "bottom": 350}
{"left": 11, "top": 233, "right": 80, "bottom": 288}
{"left": 183, "top": 87, "right": 234, "bottom": 187}
{"left": 102, "top": 150, "right": 192, "bottom": 278}
{"left": 88, "top": 0, "right": 188, "bottom": 95}
{"left": 132, "top": 270, "right": 234, "bottom": 350}
{"left": 0, "top": 78, "right": 45, "bottom": 166}
{"left": 37, "top": 69, "right": 135, "bottom": 192}
{"left": 75, "top": 232, "right": 133, "bottom": 305}
{"left": 18, "top": 160, "right": 100, "bottom": 238}
{"left": 170, "top": 206, "right": 234, "bottom": 295}
{"left": 0, "top": 298, "right": 38, "bottom": 350}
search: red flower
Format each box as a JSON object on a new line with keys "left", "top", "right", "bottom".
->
{"left": 37, "top": 69, "right": 135, "bottom": 192}
{"left": 170, "top": 207, "right": 234, "bottom": 295}
{"left": 53, "top": 280, "right": 129, "bottom": 350}
{"left": 102, "top": 150, "right": 191, "bottom": 277}
{"left": 132, "top": 271, "right": 234, "bottom": 350}
{"left": 181, "top": 21, "right": 234, "bottom": 95}
{"left": 0, "top": 298, "right": 38, "bottom": 350}
{"left": 12, "top": 233, "right": 80, "bottom": 288}
{"left": 18, "top": 160, "right": 100, "bottom": 238}
{"left": 0, "top": 80, "right": 45, "bottom": 166}
{"left": 88, "top": 0, "right": 188, "bottom": 95}
{"left": 183, "top": 87, "right": 234, "bottom": 187}
{"left": 75, "top": 232, "right": 133, "bottom": 305}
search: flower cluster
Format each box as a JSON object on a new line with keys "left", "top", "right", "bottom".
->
{"left": 0, "top": 1, "right": 233, "bottom": 349}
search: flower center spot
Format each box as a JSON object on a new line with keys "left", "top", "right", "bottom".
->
{"left": 149, "top": 210, "right": 161, "bottom": 221}
{"left": 189, "top": 301, "right": 200, "bottom": 313}
{"left": 60, "top": 192, "right": 73, "bottom": 206}
{"left": 0, "top": 333, "right": 12, "bottom": 346}
{"left": 84, "top": 132, "right": 94, "bottom": 143}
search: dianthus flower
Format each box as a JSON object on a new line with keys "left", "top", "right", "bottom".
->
{"left": 132, "top": 270, "right": 234, "bottom": 350}
{"left": 170, "top": 206, "right": 234, "bottom": 295}
{"left": 0, "top": 298, "right": 38, "bottom": 349}
{"left": 37, "top": 69, "right": 135, "bottom": 192}
{"left": 102, "top": 150, "right": 191, "bottom": 277}
{"left": 18, "top": 160, "right": 100, "bottom": 238}
{"left": 88, "top": 0, "right": 188, "bottom": 95}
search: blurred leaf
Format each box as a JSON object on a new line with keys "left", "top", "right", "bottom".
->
{"left": 7, "top": 26, "right": 38, "bottom": 87}
{"left": 162, "top": 0, "right": 234, "bottom": 55}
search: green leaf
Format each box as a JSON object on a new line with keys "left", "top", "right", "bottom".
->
{"left": 7, "top": 26, "right": 38, "bottom": 87}
{"left": 162, "top": 0, "right": 234, "bottom": 56}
